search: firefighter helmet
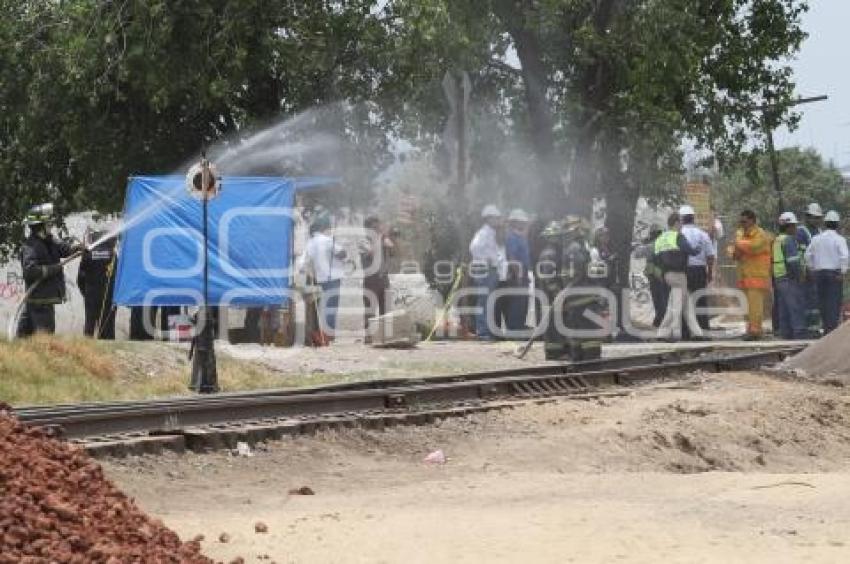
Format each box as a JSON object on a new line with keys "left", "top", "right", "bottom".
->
{"left": 25, "top": 202, "right": 55, "bottom": 226}
{"left": 541, "top": 220, "right": 563, "bottom": 239}
{"left": 562, "top": 215, "right": 589, "bottom": 238}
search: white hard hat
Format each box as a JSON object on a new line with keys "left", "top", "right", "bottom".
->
{"left": 778, "top": 211, "right": 798, "bottom": 225}
{"left": 678, "top": 205, "right": 696, "bottom": 216}
{"left": 508, "top": 208, "right": 529, "bottom": 222}
{"left": 805, "top": 203, "right": 824, "bottom": 217}
{"left": 481, "top": 204, "right": 502, "bottom": 218}
{"left": 825, "top": 210, "right": 841, "bottom": 223}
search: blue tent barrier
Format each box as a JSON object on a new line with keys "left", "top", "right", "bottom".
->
{"left": 112, "top": 175, "right": 337, "bottom": 307}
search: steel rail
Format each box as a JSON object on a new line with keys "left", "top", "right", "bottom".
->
{"left": 16, "top": 346, "right": 801, "bottom": 440}
{"left": 13, "top": 344, "right": 784, "bottom": 415}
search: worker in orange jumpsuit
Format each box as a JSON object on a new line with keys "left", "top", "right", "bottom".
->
{"left": 733, "top": 209, "right": 773, "bottom": 340}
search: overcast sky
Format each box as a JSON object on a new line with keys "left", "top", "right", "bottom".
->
{"left": 774, "top": 0, "right": 850, "bottom": 168}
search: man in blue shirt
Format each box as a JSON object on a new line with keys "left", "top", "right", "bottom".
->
{"left": 504, "top": 209, "right": 532, "bottom": 331}
{"left": 774, "top": 212, "right": 807, "bottom": 340}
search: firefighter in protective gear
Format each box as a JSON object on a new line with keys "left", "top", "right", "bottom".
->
{"left": 77, "top": 229, "right": 118, "bottom": 339}
{"left": 17, "top": 203, "right": 81, "bottom": 337}
{"left": 536, "top": 216, "right": 603, "bottom": 361}
{"left": 733, "top": 210, "right": 772, "bottom": 339}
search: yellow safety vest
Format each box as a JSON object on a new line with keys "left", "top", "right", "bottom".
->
{"left": 654, "top": 230, "right": 678, "bottom": 254}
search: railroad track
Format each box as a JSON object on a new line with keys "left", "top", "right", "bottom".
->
{"left": 14, "top": 345, "right": 803, "bottom": 457}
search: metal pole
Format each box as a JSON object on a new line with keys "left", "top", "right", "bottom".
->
{"left": 457, "top": 75, "right": 467, "bottom": 203}
{"left": 190, "top": 154, "right": 219, "bottom": 393}
{"left": 756, "top": 95, "right": 828, "bottom": 215}
{"left": 764, "top": 118, "right": 785, "bottom": 212}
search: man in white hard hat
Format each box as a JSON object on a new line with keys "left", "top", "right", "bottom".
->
{"left": 504, "top": 209, "right": 532, "bottom": 331}
{"left": 773, "top": 212, "right": 806, "bottom": 340}
{"left": 678, "top": 204, "right": 715, "bottom": 338}
{"left": 469, "top": 205, "right": 505, "bottom": 338}
{"left": 805, "top": 210, "right": 849, "bottom": 334}
{"left": 798, "top": 202, "right": 824, "bottom": 335}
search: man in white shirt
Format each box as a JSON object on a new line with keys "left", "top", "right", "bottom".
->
{"left": 301, "top": 213, "right": 347, "bottom": 335}
{"left": 469, "top": 205, "right": 504, "bottom": 338}
{"left": 679, "top": 205, "right": 716, "bottom": 338}
{"left": 805, "top": 210, "right": 849, "bottom": 334}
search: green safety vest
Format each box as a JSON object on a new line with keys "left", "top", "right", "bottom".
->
{"left": 772, "top": 233, "right": 801, "bottom": 279}
{"left": 654, "top": 230, "right": 679, "bottom": 254}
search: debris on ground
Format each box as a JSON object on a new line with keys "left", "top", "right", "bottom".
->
{"left": 288, "top": 486, "right": 315, "bottom": 496}
{"left": 254, "top": 521, "right": 269, "bottom": 534}
{"left": 0, "top": 412, "right": 210, "bottom": 562}
{"left": 783, "top": 321, "right": 850, "bottom": 378}
{"left": 423, "top": 449, "right": 447, "bottom": 464}
{"left": 218, "top": 532, "right": 231, "bottom": 543}
{"left": 233, "top": 442, "right": 254, "bottom": 457}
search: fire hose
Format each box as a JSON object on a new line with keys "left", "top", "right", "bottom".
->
{"left": 6, "top": 250, "right": 84, "bottom": 341}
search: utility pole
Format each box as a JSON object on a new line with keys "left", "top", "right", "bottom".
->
{"left": 442, "top": 70, "right": 471, "bottom": 217}
{"left": 757, "top": 95, "right": 828, "bottom": 212}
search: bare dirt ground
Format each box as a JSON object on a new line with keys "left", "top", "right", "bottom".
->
{"left": 103, "top": 370, "right": 850, "bottom": 563}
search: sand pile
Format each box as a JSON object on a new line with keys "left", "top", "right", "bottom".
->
{"left": 783, "top": 321, "right": 850, "bottom": 378}
{"left": 0, "top": 410, "right": 211, "bottom": 563}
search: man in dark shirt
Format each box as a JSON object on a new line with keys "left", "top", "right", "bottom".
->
{"left": 359, "top": 215, "right": 395, "bottom": 330}
{"left": 77, "top": 229, "right": 118, "bottom": 339}
{"left": 654, "top": 212, "right": 701, "bottom": 341}
{"left": 504, "top": 209, "right": 532, "bottom": 331}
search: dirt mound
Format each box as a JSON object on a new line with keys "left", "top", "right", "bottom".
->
{"left": 627, "top": 390, "right": 850, "bottom": 473}
{"left": 0, "top": 411, "right": 211, "bottom": 562}
{"left": 783, "top": 321, "right": 850, "bottom": 378}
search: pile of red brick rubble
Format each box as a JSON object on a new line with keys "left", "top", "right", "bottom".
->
{"left": 0, "top": 408, "right": 211, "bottom": 562}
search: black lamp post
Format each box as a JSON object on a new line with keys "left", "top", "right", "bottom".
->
{"left": 188, "top": 153, "right": 220, "bottom": 393}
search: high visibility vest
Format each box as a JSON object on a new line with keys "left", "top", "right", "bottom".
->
{"left": 654, "top": 230, "right": 679, "bottom": 254}
{"left": 773, "top": 234, "right": 789, "bottom": 278}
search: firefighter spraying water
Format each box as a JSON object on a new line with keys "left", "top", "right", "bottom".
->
{"left": 11, "top": 203, "right": 84, "bottom": 339}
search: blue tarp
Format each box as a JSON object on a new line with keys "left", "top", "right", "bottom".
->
{"left": 113, "top": 175, "right": 335, "bottom": 307}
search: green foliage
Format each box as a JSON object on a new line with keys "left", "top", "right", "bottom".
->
{"left": 0, "top": 0, "right": 811, "bottom": 268}
{"left": 714, "top": 147, "right": 849, "bottom": 226}
{"left": 0, "top": 0, "right": 392, "bottom": 257}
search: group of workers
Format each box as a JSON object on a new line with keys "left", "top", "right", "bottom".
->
{"left": 297, "top": 210, "right": 397, "bottom": 344}
{"left": 734, "top": 204, "right": 848, "bottom": 340}
{"left": 14, "top": 196, "right": 848, "bottom": 347}
{"left": 468, "top": 205, "right": 533, "bottom": 339}
{"left": 464, "top": 200, "right": 848, "bottom": 348}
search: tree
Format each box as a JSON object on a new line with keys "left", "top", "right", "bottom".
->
{"left": 714, "top": 147, "right": 849, "bottom": 227}
{"left": 0, "top": 0, "right": 392, "bottom": 257}
{"left": 384, "top": 0, "right": 810, "bottom": 300}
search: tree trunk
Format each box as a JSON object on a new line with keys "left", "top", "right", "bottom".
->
{"left": 492, "top": 0, "right": 565, "bottom": 216}
{"left": 565, "top": 0, "right": 623, "bottom": 218}
{"left": 600, "top": 138, "right": 640, "bottom": 331}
